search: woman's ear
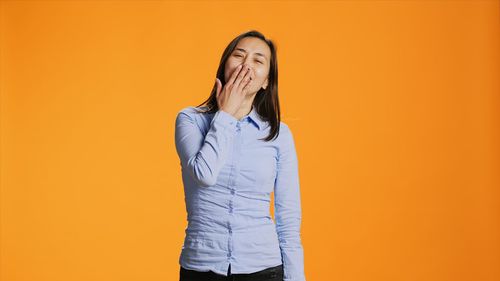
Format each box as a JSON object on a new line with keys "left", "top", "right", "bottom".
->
{"left": 262, "top": 77, "right": 268, "bottom": 90}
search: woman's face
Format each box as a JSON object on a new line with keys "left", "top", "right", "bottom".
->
{"left": 224, "top": 36, "right": 271, "bottom": 95}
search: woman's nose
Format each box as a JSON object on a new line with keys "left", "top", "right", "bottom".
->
{"left": 242, "top": 59, "right": 254, "bottom": 67}
{"left": 241, "top": 63, "right": 253, "bottom": 72}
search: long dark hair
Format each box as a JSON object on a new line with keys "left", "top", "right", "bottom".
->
{"left": 194, "top": 30, "right": 280, "bottom": 142}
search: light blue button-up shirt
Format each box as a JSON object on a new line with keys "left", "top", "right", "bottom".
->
{"left": 174, "top": 104, "right": 305, "bottom": 281}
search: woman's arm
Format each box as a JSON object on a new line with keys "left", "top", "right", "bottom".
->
{"left": 175, "top": 107, "right": 238, "bottom": 187}
{"left": 274, "top": 124, "right": 306, "bottom": 281}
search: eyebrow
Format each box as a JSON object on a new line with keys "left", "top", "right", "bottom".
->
{"left": 234, "top": 48, "right": 268, "bottom": 61}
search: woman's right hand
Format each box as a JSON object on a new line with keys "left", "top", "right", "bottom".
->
{"left": 214, "top": 64, "right": 254, "bottom": 117}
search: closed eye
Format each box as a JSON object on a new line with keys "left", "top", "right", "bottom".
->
{"left": 234, "top": 54, "right": 264, "bottom": 64}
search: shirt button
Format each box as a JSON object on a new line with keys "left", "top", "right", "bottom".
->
{"left": 230, "top": 190, "right": 235, "bottom": 195}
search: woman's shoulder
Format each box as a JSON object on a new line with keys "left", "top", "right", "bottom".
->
{"left": 178, "top": 105, "right": 208, "bottom": 114}
{"left": 176, "top": 105, "right": 213, "bottom": 119}
{"left": 175, "top": 106, "right": 215, "bottom": 132}
{"left": 278, "top": 121, "right": 293, "bottom": 136}
{"left": 275, "top": 121, "right": 297, "bottom": 147}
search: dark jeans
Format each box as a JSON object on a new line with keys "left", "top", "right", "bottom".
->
{"left": 180, "top": 263, "right": 284, "bottom": 281}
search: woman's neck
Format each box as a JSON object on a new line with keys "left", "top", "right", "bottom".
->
{"left": 233, "top": 99, "right": 254, "bottom": 121}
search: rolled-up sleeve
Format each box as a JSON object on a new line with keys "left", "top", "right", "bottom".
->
{"left": 274, "top": 124, "right": 306, "bottom": 281}
{"left": 175, "top": 107, "right": 238, "bottom": 187}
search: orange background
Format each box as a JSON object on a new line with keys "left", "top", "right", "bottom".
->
{"left": 1, "top": 1, "right": 499, "bottom": 281}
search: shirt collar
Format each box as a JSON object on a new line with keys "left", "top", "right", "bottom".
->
{"left": 207, "top": 105, "right": 265, "bottom": 130}
{"left": 246, "top": 105, "right": 266, "bottom": 131}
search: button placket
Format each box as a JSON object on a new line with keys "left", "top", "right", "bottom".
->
{"left": 230, "top": 121, "right": 243, "bottom": 208}
{"left": 227, "top": 121, "right": 242, "bottom": 263}
{"left": 227, "top": 219, "right": 233, "bottom": 259}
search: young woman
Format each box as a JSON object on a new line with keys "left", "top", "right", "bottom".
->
{"left": 175, "top": 30, "right": 305, "bottom": 281}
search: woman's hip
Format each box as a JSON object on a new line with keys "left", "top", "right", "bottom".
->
{"left": 179, "top": 264, "right": 283, "bottom": 281}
